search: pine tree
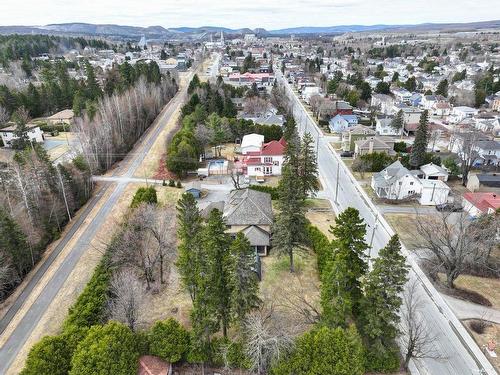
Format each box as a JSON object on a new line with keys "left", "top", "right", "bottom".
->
{"left": 176, "top": 193, "right": 204, "bottom": 302}
{"left": 435, "top": 79, "right": 449, "bottom": 97}
{"left": 390, "top": 109, "right": 404, "bottom": 133}
{"left": 203, "top": 209, "right": 232, "bottom": 337}
{"left": 272, "top": 133, "right": 308, "bottom": 273}
{"left": 299, "top": 132, "right": 319, "bottom": 198}
{"left": 361, "top": 235, "right": 409, "bottom": 368}
{"left": 0, "top": 206, "right": 32, "bottom": 277}
{"left": 321, "top": 207, "right": 368, "bottom": 326}
{"left": 409, "top": 110, "right": 429, "bottom": 168}
{"left": 229, "top": 233, "right": 261, "bottom": 322}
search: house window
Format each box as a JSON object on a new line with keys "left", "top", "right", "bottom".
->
{"left": 398, "top": 181, "right": 402, "bottom": 185}
{"left": 264, "top": 157, "right": 272, "bottom": 163}
{"left": 255, "top": 167, "right": 261, "bottom": 171}
{"left": 256, "top": 246, "right": 267, "bottom": 255}
{"left": 273, "top": 161, "right": 279, "bottom": 166}
{"left": 410, "top": 182, "right": 414, "bottom": 185}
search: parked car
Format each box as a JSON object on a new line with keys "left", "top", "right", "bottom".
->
{"left": 340, "top": 151, "right": 354, "bottom": 157}
{"left": 436, "top": 203, "right": 463, "bottom": 212}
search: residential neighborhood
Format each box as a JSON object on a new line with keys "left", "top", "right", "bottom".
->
{"left": 0, "top": 3, "right": 500, "bottom": 375}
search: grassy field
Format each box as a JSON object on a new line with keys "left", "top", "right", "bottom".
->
{"left": 384, "top": 213, "right": 426, "bottom": 249}
{"left": 451, "top": 274, "right": 500, "bottom": 310}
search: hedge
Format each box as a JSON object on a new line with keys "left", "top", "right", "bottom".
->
{"left": 249, "top": 184, "right": 279, "bottom": 200}
{"left": 148, "top": 319, "right": 190, "bottom": 363}
{"left": 306, "top": 224, "right": 332, "bottom": 277}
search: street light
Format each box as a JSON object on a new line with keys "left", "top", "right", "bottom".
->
{"left": 368, "top": 213, "right": 379, "bottom": 259}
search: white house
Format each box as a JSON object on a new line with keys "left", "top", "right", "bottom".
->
{"left": 473, "top": 140, "right": 500, "bottom": 166}
{"left": 450, "top": 106, "right": 478, "bottom": 124}
{"left": 0, "top": 124, "right": 44, "bottom": 148}
{"left": 328, "top": 114, "right": 358, "bottom": 133}
{"left": 393, "top": 88, "right": 412, "bottom": 103}
{"left": 242, "top": 138, "right": 287, "bottom": 177}
{"left": 240, "top": 133, "right": 264, "bottom": 155}
{"left": 371, "top": 160, "right": 421, "bottom": 200}
{"left": 302, "top": 86, "right": 321, "bottom": 104}
{"left": 376, "top": 117, "right": 403, "bottom": 136}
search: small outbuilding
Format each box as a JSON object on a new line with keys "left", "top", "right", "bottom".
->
{"left": 185, "top": 181, "right": 202, "bottom": 198}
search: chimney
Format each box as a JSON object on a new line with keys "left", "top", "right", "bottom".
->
{"left": 368, "top": 141, "right": 374, "bottom": 154}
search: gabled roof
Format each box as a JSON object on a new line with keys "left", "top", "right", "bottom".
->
{"left": 420, "top": 162, "right": 449, "bottom": 176}
{"left": 241, "top": 225, "right": 271, "bottom": 246}
{"left": 463, "top": 192, "right": 500, "bottom": 213}
{"left": 372, "top": 160, "right": 421, "bottom": 188}
{"left": 260, "top": 138, "right": 286, "bottom": 156}
{"left": 343, "top": 125, "right": 376, "bottom": 135}
{"left": 223, "top": 189, "right": 273, "bottom": 226}
{"left": 355, "top": 137, "right": 392, "bottom": 150}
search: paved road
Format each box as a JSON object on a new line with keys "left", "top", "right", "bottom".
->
{"left": 443, "top": 296, "right": 500, "bottom": 324}
{"left": 276, "top": 70, "right": 497, "bottom": 375}
{"left": 0, "top": 65, "right": 202, "bottom": 374}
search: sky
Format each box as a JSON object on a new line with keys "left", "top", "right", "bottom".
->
{"left": 0, "top": 0, "right": 499, "bottom": 30}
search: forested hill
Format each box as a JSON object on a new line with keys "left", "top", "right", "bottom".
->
{"left": 0, "top": 34, "right": 111, "bottom": 66}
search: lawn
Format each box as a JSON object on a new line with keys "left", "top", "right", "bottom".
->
{"left": 464, "top": 320, "right": 500, "bottom": 372}
{"left": 305, "top": 199, "right": 336, "bottom": 241}
{"left": 451, "top": 274, "right": 500, "bottom": 310}
{"left": 383, "top": 213, "right": 426, "bottom": 249}
{"left": 260, "top": 250, "right": 321, "bottom": 330}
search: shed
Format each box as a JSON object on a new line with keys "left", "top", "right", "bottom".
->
{"left": 138, "top": 355, "right": 172, "bottom": 375}
{"left": 185, "top": 181, "right": 202, "bottom": 198}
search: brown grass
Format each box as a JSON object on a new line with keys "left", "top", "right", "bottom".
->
{"left": 447, "top": 274, "right": 500, "bottom": 310}
{"left": 464, "top": 320, "right": 500, "bottom": 372}
{"left": 383, "top": 213, "right": 425, "bottom": 249}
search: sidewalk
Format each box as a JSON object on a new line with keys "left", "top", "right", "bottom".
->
{"left": 443, "top": 294, "right": 500, "bottom": 324}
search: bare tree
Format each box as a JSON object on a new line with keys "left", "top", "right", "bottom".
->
{"left": 275, "top": 279, "right": 321, "bottom": 325}
{"left": 451, "top": 129, "right": 482, "bottom": 186}
{"left": 416, "top": 210, "right": 497, "bottom": 288}
{"left": 244, "top": 97, "right": 270, "bottom": 116}
{"left": 0, "top": 106, "right": 9, "bottom": 126}
{"left": 244, "top": 306, "right": 297, "bottom": 375}
{"left": 399, "top": 280, "right": 441, "bottom": 370}
{"left": 108, "top": 270, "right": 145, "bottom": 331}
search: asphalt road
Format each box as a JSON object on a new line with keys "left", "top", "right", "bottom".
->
{"left": 276, "top": 70, "right": 497, "bottom": 375}
{"left": 0, "top": 65, "right": 199, "bottom": 374}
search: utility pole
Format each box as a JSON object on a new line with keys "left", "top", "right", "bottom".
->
{"left": 368, "top": 214, "right": 379, "bottom": 259}
{"left": 335, "top": 161, "right": 340, "bottom": 204}
{"left": 57, "top": 165, "right": 72, "bottom": 221}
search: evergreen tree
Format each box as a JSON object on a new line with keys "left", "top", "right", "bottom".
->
{"left": 0, "top": 206, "right": 32, "bottom": 277}
{"left": 83, "top": 60, "right": 102, "bottom": 100}
{"left": 409, "top": 110, "right": 429, "bottom": 168}
{"left": 361, "top": 235, "right": 409, "bottom": 370}
{"left": 390, "top": 109, "right": 404, "bottom": 133}
{"left": 11, "top": 114, "right": 31, "bottom": 150}
{"left": 321, "top": 208, "right": 368, "bottom": 326}
{"left": 229, "top": 233, "right": 261, "bottom": 323}
{"left": 203, "top": 209, "right": 232, "bottom": 337}
{"left": 188, "top": 74, "right": 200, "bottom": 95}
{"left": 272, "top": 133, "right": 308, "bottom": 273}
{"left": 299, "top": 132, "right": 319, "bottom": 198}
{"left": 435, "top": 79, "right": 449, "bottom": 97}
{"left": 176, "top": 193, "right": 204, "bottom": 302}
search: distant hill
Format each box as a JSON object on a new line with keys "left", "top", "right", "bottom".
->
{"left": 0, "top": 20, "right": 499, "bottom": 39}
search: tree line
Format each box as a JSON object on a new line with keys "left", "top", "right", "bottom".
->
{"left": 0, "top": 148, "right": 92, "bottom": 301}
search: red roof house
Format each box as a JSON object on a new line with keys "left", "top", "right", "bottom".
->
{"left": 462, "top": 192, "right": 500, "bottom": 216}
{"left": 242, "top": 138, "right": 287, "bottom": 177}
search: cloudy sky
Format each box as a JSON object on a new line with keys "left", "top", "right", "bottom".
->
{"left": 0, "top": 0, "right": 499, "bottom": 30}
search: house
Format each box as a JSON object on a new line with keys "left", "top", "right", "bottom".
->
{"left": 0, "top": 124, "right": 44, "bottom": 148}
{"left": 450, "top": 106, "right": 478, "bottom": 124}
{"left": 409, "top": 93, "right": 422, "bottom": 107}
{"left": 354, "top": 137, "right": 395, "bottom": 157}
{"left": 341, "top": 125, "right": 376, "bottom": 152}
{"left": 419, "top": 179, "right": 451, "bottom": 205}
{"left": 47, "top": 109, "right": 74, "bottom": 126}
{"left": 371, "top": 160, "right": 421, "bottom": 200}
{"left": 240, "top": 133, "right": 264, "bottom": 155}
{"left": 242, "top": 138, "right": 286, "bottom": 176}
{"left": 463, "top": 192, "right": 500, "bottom": 217}
{"left": 302, "top": 86, "right": 321, "bottom": 104}
{"left": 138, "top": 355, "right": 172, "bottom": 375}
{"left": 376, "top": 117, "right": 403, "bottom": 136}
{"left": 393, "top": 88, "right": 412, "bottom": 103}
{"left": 223, "top": 189, "right": 274, "bottom": 255}
{"left": 332, "top": 100, "right": 353, "bottom": 116}
{"left": 467, "top": 174, "right": 500, "bottom": 193}
{"left": 473, "top": 140, "right": 500, "bottom": 166}
{"left": 240, "top": 112, "right": 285, "bottom": 127}
{"left": 328, "top": 114, "right": 358, "bottom": 133}
{"left": 185, "top": 181, "right": 202, "bottom": 198}
{"left": 432, "top": 101, "right": 452, "bottom": 117}
{"left": 419, "top": 162, "right": 449, "bottom": 181}
{"left": 371, "top": 94, "right": 395, "bottom": 114}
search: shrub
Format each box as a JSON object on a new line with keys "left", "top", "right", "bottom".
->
{"left": 393, "top": 141, "right": 407, "bottom": 153}
{"left": 249, "top": 184, "right": 279, "bottom": 200}
{"left": 306, "top": 224, "right": 331, "bottom": 277}
{"left": 168, "top": 179, "right": 176, "bottom": 187}
{"left": 448, "top": 287, "right": 492, "bottom": 307}
{"left": 130, "top": 186, "right": 158, "bottom": 208}
{"left": 364, "top": 342, "right": 400, "bottom": 373}
{"left": 352, "top": 152, "right": 394, "bottom": 173}
{"left": 72, "top": 155, "right": 89, "bottom": 172}
{"left": 148, "top": 318, "right": 190, "bottom": 363}
{"left": 210, "top": 337, "right": 251, "bottom": 369}
{"left": 20, "top": 335, "right": 72, "bottom": 375}
{"left": 469, "top": 319, "right": 491, "bottom": 334}
{"left": 176, "top": 181, "right": 182, "bottom": 188}
{"left": 70, "top": 322, "right": 139, "bottom": 375}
